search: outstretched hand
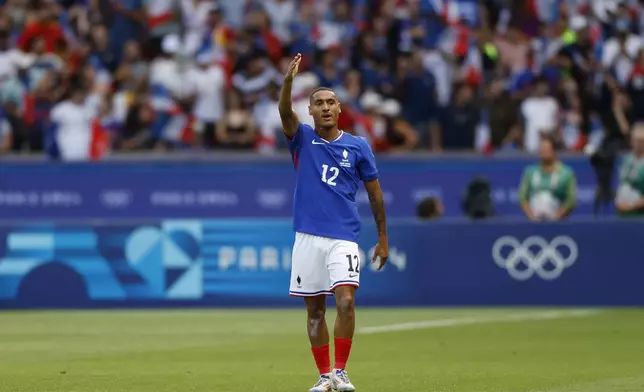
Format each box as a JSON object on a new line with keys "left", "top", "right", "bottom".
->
{"left": 285, "top": 53, "right": 302, "bottom": 81}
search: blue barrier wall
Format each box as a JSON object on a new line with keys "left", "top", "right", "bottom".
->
{"left": 1, "top": 219, "right": 642, "bottom": 308}
{"left": 0, "top": 156, "right": 601, "bottom": 219}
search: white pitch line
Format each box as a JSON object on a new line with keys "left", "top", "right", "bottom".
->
{"left": 358, "top": 310, "right": 601, "bottom": 335}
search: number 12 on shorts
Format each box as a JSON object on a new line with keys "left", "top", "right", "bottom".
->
{"left": 346, "top": 254, "right": 359, "bottom": 273}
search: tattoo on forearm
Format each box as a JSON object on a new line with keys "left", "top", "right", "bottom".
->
{"left": 367, "top": 190, "right": 387, "bottom": 237}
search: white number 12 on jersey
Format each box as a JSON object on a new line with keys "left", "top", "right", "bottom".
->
{"left": 321, "top": 164, "right": 339, "bottom": 186}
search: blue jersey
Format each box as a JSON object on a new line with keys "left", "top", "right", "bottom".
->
{"left": 286, "top": 123, "right": 379, "bottom": 242}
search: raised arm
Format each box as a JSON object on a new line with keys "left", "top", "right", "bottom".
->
{"left": 279, "top": 54, "right": 302, "bottom": 139}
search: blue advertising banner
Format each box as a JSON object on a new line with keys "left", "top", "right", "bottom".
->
{"left": 1, "top": 219, "right": 642, "bottom": 308}
{"left": 0, "top": 156, "right": 601, "bottom": 220}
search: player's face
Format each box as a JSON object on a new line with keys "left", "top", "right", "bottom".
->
{"left": 309, "top": 90, "right": 341, "bottom": 129}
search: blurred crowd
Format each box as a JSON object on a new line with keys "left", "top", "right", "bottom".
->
{"left": 1, "top": 0, "right": 644, "bottom": 160}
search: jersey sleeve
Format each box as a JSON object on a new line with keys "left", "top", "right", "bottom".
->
{"left": 285, "top": 122, "right": 309, "bottom": 151}
{"left": 357, "top": 137, "right": 379, "bottom": 181}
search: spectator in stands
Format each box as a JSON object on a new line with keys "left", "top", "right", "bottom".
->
{"left": 354, "top": 90, "right": 382, "bottom": 149}
{"left": 23, "top": 70, "right": 58, "bottom": 152}
{"left": 484, "top": 76, "right": 519, "bottom": 151}
{"left": 149, "top": 34, "right": 182, "bottom": 97}
{"left": 314, "top": 48, "right": 344, "bottom": 89}
{"left": 243, "top": 8, "right": 282, "bottom": 64}
{"left": 119, "top": 78, "right": 154, "bottom": 151}
{"left": 108, "top": 0, "right": 146, "bottom": 62}
{"left": 181, "top": 0, "right": 218, "bottom": 57}
{"left": 232, "top": 51, "right": 279, "bottom": 107}
{"left": 143, "top": 0, "right": 181, "bottom": 58}
{"left": 616, "top": 124, "right": 644, "bottom": 216}
{"left": 0, "top": 17, "right": 24, "bottom": 82}
{"left": 336, "top": 69, "right": 362, "bottom": 109}
{"left": 116, "top": 40, "right": 148, "bottom": 85}
{"left": 254, "top": 82, "right": 282, "bottom": 154}
{"left": 291, "top": 71, "right": 316, "bottom": 127}
{"left": 89, "top": 24, "right": 118, "bottom": 73}
{"left": 442, "top": 82, "right": 480, "bottom": 151}
{"left": 518, "top": 135, "right": 577, "bottom": 221}
{"left": 25, "top": 37, "right": 63, "bottom": 91}
{"left": 601, "top": 17, "right": 641, "bottom": 73}
{"left": 495, "top": 24, "right": 529, "bottom": 75}
{"left": 262, "top": 0, "right": 297, "bottom": 48}
{"left": 0, "top": 13, "right": 26, "bottom": 149}
{"left": 288, "top": 0, "right": 317, "bottom": 62}
{"left": 216, "top": 89, "right": 256, "bottom": 150}
{"left": 185, "top": 52, "right": 226, "bottom": 148}
{"left": 360, "top": 93, "right": 418, "bottom": 153}
{"left": 0, "top": 106, "right": 12, "bottom": 154}
{"left": 378, "top": 98, "right": 418, "bottom": 152}
{"left": 394, "top": 51, "right": 439, "bottom": 150}
{"left": 520, "top": 76, "right": 560, "bottom": 153}
{"left": 561, "top": 16, "right": 595, "bottom": 145}
{"left": 17, "top": 0, "right": 66, "bottom": 54}
{"left": 47, "top": 83, "right": 94, "bottom": 161}
{"left": 198, "top": 3, "right": 233, "bottom": 66}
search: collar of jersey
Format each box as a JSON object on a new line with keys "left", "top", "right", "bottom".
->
{"left": 315, "top": 130, "right": 344, "bottom": 143}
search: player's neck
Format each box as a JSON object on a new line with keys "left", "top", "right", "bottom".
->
{"left": 315, "top": 126, "right": 341, "bottom": 142}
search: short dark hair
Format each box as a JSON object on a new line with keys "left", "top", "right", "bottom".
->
{"left": 309, "top": 87, "right": 336, "bottom": 104}
{"left": 417, "top": 197, "right": 441, "bottom": 220}
{"left": 540, "top": 133, "right": 560, "bottom": 150}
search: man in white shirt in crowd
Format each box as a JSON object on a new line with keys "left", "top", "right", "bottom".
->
{"left": 47, "top": 84, "right": 95, "bottom": 161}
{"left": 261, "top": 0, "right": 296, "bottom": 46}
{"left": 520, "top": 77, "right": 560, "bottom": 153}
{"left": 602, "top": 18, "right": 642, "bottom": 84}
{"left": 181, "top": 0, "right": 218, "bottom": 57}
{"left": 0, "top": 22, "right": 27, "bottom": 82}
{"left": 150, "top": 34, "right": 184, "bottom": 98}
{"left": 185, "top": 51, "right": 226, "bottom": 147}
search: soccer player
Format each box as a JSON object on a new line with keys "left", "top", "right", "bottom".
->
{"left": 279, "top": 53, "right": 389, "bottom": 392}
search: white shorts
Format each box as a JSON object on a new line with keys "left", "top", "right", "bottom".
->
{"left": 289, "top": 232, "right": 361, "bottom": 297}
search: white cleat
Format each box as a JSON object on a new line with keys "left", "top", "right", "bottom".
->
{"left": 331, "top": 369, "right": 356, "bottom": 391}
{"left": 309, "top": 374, "right": 333, "bottom": 392}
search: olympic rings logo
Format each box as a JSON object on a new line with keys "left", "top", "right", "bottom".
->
{"left": 492, "top": 236, "right": 578, "bottom": 281}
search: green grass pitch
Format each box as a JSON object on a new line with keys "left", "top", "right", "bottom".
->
{"left": 1, "top": 308, "right": 643, "bottom": 392}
